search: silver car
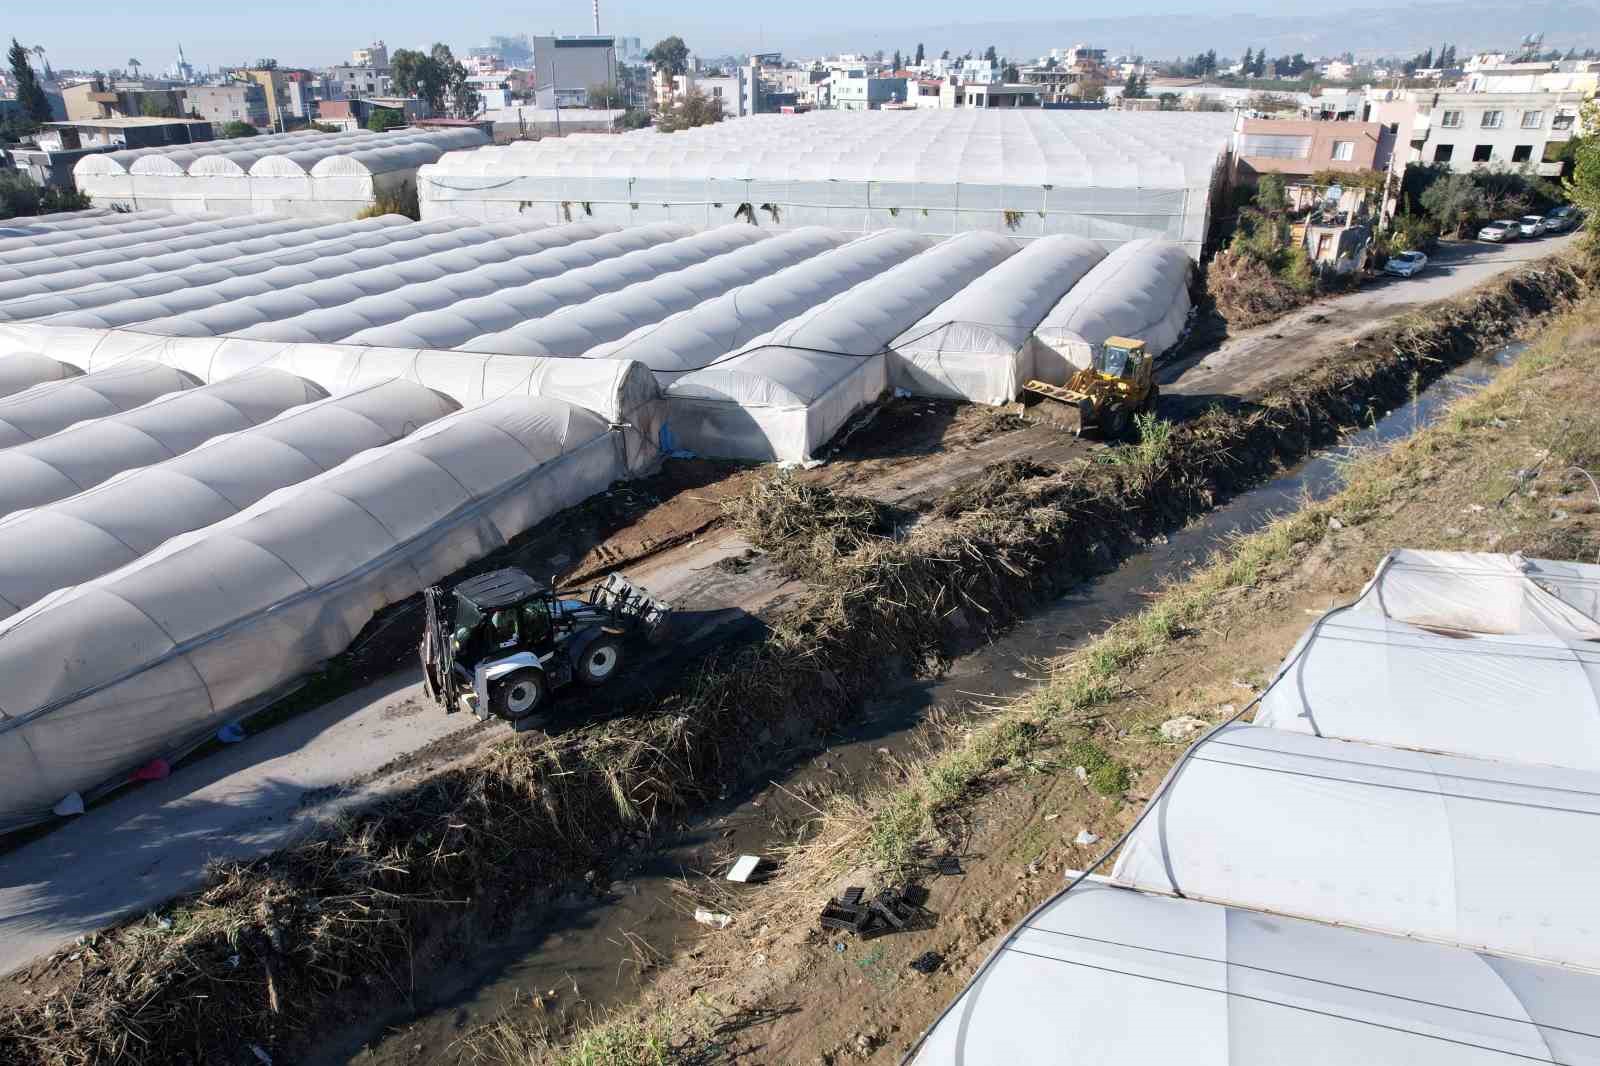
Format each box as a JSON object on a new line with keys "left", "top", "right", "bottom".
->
{"left": 1384, "top": 250, "right": 1428, "bottom": 277}
{"left": 1477, "top": 220, "right": 1519, "bottom": 242}
{"left": 1544, "top": 206, "right": 1580, "bottom": 232}
{"left": 1519, "top": 215, "right": 1548, "bottom": 237}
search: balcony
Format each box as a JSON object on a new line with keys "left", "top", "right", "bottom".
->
{"left": 1537, "top": 161, "right": 1565, "bottom": 177}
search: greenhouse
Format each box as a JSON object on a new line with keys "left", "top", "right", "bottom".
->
{"left": 76, "top": 129, "right": 489, "bottom": 218}
{"left": 887, "top": 234, "right": 1105, "bottom": 404}
{"left": 1032, "top": 238, "right": 1194, "bottom": 381}
{"left": 418, "top": 111, "right": 1232, "bottom": 256}
{"left": 0, "top": 379, "right": 458, "bottom": 619}
{"left": 1112, "top": 723, "right": 1600, "bottom": 972}
{"left": 665, "top": 232, "right": 1017, "bottom": 461}
{"left": 1254, "top": 606, "right": 1600, "bottom": 771}
{"left": 912, "top": 878, "right": 1600, "bottom": 1065}
{"left": 0, "top": 368, "right": 326, "bottom": 517}
{"left": 0, "top": 360, "right": 198, "bottom": 448}
{"left": 0, "top": 394, "right": 638, "bottom": 832}
{"left": 1354, "top": 549, "right": 1600, "bottom": 636}
{"left": 0, "top": 353, "right": 78, "bottom": 398}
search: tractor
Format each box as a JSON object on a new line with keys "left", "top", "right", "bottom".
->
{"left": 420, "top": 568, "right": 671, "bottom": 724}
{"left": 1023, "top": 335, "right": 1158, "bottom": 438}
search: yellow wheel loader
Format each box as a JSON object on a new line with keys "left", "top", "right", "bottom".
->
{"left": 1023, "top": 336, "right": 1158, "bottom": 439}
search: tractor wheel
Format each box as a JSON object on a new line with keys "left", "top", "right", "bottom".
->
{"left": 1103, "top": 405, "right": 1132, "bottom": 439}
{"left": 492, "top": 669, "right": 546, "bottom": 720}
{"left": 576, "top": 636, "right": 625, "bottom": 687}
{"left": 1142, "top": 385, "right": 1160, "bottom": 414}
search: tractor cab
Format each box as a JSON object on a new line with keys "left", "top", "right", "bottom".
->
{"left": 1021, "top": 335, "right": 1158, "bottom": 438}
{"left": 448, "top": 569, "right": 560, "bottom": 667}
{"left": 1093, "top": 336, "right": 1149, "bottom": 384}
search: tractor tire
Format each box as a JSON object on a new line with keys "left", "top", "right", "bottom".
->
{"left": 576, "top": 636, "right": 625, "bottom": 687}
{"left": 1103, "top": 405, "right": 1132, "bottom": 440}
{"left": 1142, "top": 385, "right": 1160, "bottom": 415}
{"left": 492, "top": 668, "right": 547, "bottom": 720}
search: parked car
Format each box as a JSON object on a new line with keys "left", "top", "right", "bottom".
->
{"left": 1544, "top": 205, "right": 1581, "bottom": 233}
{"left": 1519, "top": 215, "right": 1548, "bottom": 238}
{"left": 1384, "top": 250, "right": 1428, "bottom": 277}
{"left": 1477, "top": 220, "right": 1520, "bottom": 242}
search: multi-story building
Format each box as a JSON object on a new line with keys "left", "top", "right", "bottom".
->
{"left": 1368, "top": 87, "right": 1580, "bottom": 176}
{"left": 351, "top": 41, "right": 388, "bottom": 68}
{"left": 1233, "top": 116, "right": 1395, "bottom": 208}
{"left": 61, "top": 80, "right": 184, "bottom": 122}
{"left": 828, "top": 69, "right": 905, "bottom": 110}
{"left": 532, "top": 35, "right": 616, "bottom": 108}
{"left": 240, "top": 68, "right": 293, "bottom": 130}
{"left": 326, "top": 64, "right": 393, "bottom": 100}
{"left": 185, "top": 82, "right": 270, "bottom": 129}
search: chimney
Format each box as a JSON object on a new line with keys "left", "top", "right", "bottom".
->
{"left": 592, "top": 0, "right": 600, "bottom": 35}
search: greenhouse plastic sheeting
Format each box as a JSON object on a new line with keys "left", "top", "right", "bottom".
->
{"left": 0, "top": 216, "right": 409, "bottom": 308}
{"left": 5, "top": 220, "right": 520, "bottom": 328}
{"left": 361, "top": 224, "right": 808, "bottom": 352}
{"left": 887, "top": 235, "right": 1105, "bottom": 404}
{"left": 665, "top": 232, "right": 1017, "bottom": 461}
{"left": 1253, "top": 606, "right": 1600, "bottom": 771}
{"left": 418, "top": 111, "right": 1232, "bottom": 254}
{"left": 0, "top": 395, "right": 627, "bottom": 832}
{"left": 0, "top": 378, "right": 457, "bottom": 619}
{"left": 1111, "top": 724, "right": 1600, "bottom": 972}
{"left": 587, "top": 230, "right": 936, "bottom": 375}
{"left": 911, "top": 878, "right": 1600, "bottom": 1065}
{"left": 0, "top": 353, "right": 80, "bottom": 398}
{"left": 0, "top": 215, "right": 318, "bottom": 283}
{"left": 0, "top": 368, "right": 325, "bottom": 518}
{"left": 224, "top": 224, "right": 678, "bottom": 343}
{"left": 1033, "top": 239, "right": 1193, "bottom": 382}
{"left": 0, "top": 360, "right": 197, "bottom": 448}
{"left": 1354, "top": 549, "right": 1600, "bottom": 637}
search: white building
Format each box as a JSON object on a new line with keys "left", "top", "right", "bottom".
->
{"left": 350, "top": 41, "right": 388, "bottom": 68}
{"left": 1367, "top": 87, "right": 1580, "bottom": 176}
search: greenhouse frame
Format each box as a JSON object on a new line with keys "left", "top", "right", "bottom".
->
{"left": 1032, "top": 238, "right": 1195, "bottom": 380}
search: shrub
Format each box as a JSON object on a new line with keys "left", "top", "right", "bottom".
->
{"left": 220, "top": 120, "right": 258, "bottom": 138}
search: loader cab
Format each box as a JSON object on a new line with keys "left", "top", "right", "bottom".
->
{"left": 1094, "top": 336, "right": 1149, "bottom": 385}
{"left": 450, "top": 568, "right": 557, "bottom": 667}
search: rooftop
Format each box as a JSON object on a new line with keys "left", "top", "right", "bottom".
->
{"left": 45, "top": 117, "right": 212, "bottom": 129}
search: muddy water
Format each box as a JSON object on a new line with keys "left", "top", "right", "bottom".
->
{"left": 323, "top": 344, "right": 1520, "bottom": 1066}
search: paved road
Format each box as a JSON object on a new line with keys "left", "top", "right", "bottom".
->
{"left": 0, "top": 231, "right": 1575, "bottom": 977}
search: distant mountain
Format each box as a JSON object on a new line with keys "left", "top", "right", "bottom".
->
{"left": 754, "top": 0, "right": 1600, "bottom": 62}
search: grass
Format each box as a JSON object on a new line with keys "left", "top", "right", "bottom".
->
{"left": 1, "top": 257, "right": 1581, "bottom": 1066}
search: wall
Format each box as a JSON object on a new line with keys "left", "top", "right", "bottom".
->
{"left": 1413, "top": 91, "right": 1579, "bottom": 176}
{"left": 187, "top": 84, "right": 269, "bottom": 129}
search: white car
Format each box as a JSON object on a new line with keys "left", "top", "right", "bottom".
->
{"left": 1384, "top": 250, "right": 1428, "bottom": 277}
{"left": 1477, "top": 220, "right": 1520, "bottom": 242}
{"left": 1519, "top": 215, "right": 1548, "bottom": 237}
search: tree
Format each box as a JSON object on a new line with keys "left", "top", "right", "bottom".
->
{"left": 366, "top": 106, "right": 402, "bottom": 132}
{"left": 645, "top": 36, "right": 689, "bottom": 77}
{"left": 656, "top": 88, "right": 721, "bottom": 132}
{"left": 588, "top": 82, "right": 626, "bottom": 109}
{"left": 893, "top": 50, "right": 902, "bottom": 71}
{"left": 139, "top": 95, "right": 175, "bottom": 118}
{"left": 8, "top": 39, "right": 51, "bottom": 124}
{"left": 220, "top": 120, "right": 258, "bottom": 137}
{"left": 1254, "top": 174, "right": 1289, "bottom": 214}
{"left": 983, "top": 44, "right": 998, "bottom": 63}
{"left": 127, "top": 58, "right": 141, "bottom": 77}
{"left": 940, "top": 49, "right": 950, "bottom": 61}
{"left": 1003, "top": 63, "right": 1020, "bottom": 83}
{"left": 30, "top": 45, "right": 51, "bottom": 79}
{"left": 1240, "top": 47, "right": 1253, "bottom": 74}
{"left": 253, "top": 58, "right": 278, "bottom": 70}
{"left": 392, "top": 44, "right": 477, "bottom": 118}
{"left": 1565, "top": 100, "right": 1600, "bottom": 261}
{"left": 915, "top": 43, "right": 925, "bottom": 65}
{"left": 1122, "top": 70, "right": 1146, "bottom": 99}
{"left": 1420, "top": 171, "right": 1490, "bottom": 236}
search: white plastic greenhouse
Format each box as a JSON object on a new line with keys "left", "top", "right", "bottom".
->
{"left": 76, "top": 129, "right": 489, "bottom": 218}
{"left": 0, "top": 368, "right": 326, "bottom": 518}
{"left": 1355, "top": 549, "right": 1600, "bottom": 636}
{"left": 665, "top": 232, "right": 1017, "bottom": 461}
{"left": 0, "top": 395, "right": 642, "bottom": 831}
{"left": 1254, "top": 606, "right": 1600, "bottom": 771}
{"left": 911, "top": 878, "right": 1600, "bottom": 1066}
{"left": 0, "top": 379, "right": 458, "bottom": 619}
{"left": 887, "top": 235, "right": 1106, "bottom": 404}
{"left": 0, "top": 360, "right": 198, "bottom": 448}
{"left": 0, "top": 353, "right": 78, "bottom": 398}
{"left": 360, "top": 226, "right": 829, "bottom": 352}
{"left": 1032, "top": 239, "right": 1194, "bottom": 381}
{"left": 1111, "top": 723, "right": 1600, "bottom": 972}
{"left": 418, "top": 110, "right": 1233, "bottom": 256}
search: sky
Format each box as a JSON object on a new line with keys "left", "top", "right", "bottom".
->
{"left": 7, "top": 0, "right": 1353, "bottom": 73}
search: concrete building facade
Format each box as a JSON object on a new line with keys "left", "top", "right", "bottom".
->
{"left": 186, "top": 83, "right": 269, "bottom": 129}
{"left": 1368, "top": 88, "right": 1580, "bottom": 177}
{"left": 532, "top": 36, "right": 616, "bottom": 109}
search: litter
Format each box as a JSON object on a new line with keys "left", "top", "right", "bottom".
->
{"left": 819, "top": 884, "right": 928, "bottom": 938}
{"left": 909, "top": 950, "right": 943, "bottom": 974}
{"left": 1074, "top": 829, "right": 1100, "bottom": 846}
{"left": 726, "top": 855, "right": 764, "bottom": 883}
{"left": 131, "top": 758, "right": 171, "bottom": 782}
{"left": 216, "top": 723, "right": 247, "bottom": 744}
{"left": 52, "top": 792, "right": 84, "bottom": 817}
{"left": 694, "top": 908, "right": 734, "bottom": 930}
{"left": 250, "top": 1046, "right": 273, "bottom": 1066}
{"left": 1159, "top": 716, "right": 1209, "bottom": 741}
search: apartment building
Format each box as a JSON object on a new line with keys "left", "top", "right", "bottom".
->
{"left": 186, "top": 82, "right": 270, "bottom": 128}
{"left": 1233, "top": 117, "right": 1395, "bottom": 212}
{"left": 532, "top": 36, "right": 616, "bottom": 109}
{"left": 829, "top": 69, "right": 906, "bottom": 110}
{"left": 1369, "top": 88, "right": 1580, "bottom": 176}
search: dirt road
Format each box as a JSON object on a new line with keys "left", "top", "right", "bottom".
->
{"left": 0, "top": 233, "right": 1572, "bottom": 977}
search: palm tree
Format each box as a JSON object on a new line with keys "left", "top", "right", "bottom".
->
{"left": 127, "top": 58, "right": 142, "bottom": 78}
{"left": 30, "top": 45, "right": 52, "bottom": 79}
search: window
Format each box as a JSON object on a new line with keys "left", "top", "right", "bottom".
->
{"left": 1472, "top": 144, "right": 1493, "bottom": 163}
{"left": 1315, "top": 233, "right": 1334, "bottom": 258}
{"left": 1440, "top": 110, "right": 1462, "bottom": 127}
{"left": 1238, "top": 133, "right": 1313, "bottom": 159}
{"left": 1433, "top": 143, "right": 1454, "bottom": 163}
{"left": 1521, "top": 110, "right": 1544, "bottom": 129}
{"left": 1554, "top": 111, "right": 1577, "bottom": 130}
{"left": 1480, "top": 110, "right": 1502, "bottom": 128}
{"left": 1331, "top": 140, "right": 1355, "bottom": 161}
{"left": 1512, "top": 145, "right": 1532, "bottom": 163}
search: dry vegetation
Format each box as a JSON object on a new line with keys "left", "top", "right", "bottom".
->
{"left": 0, "top": 258, "right": 1580, "bottom": 1066}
